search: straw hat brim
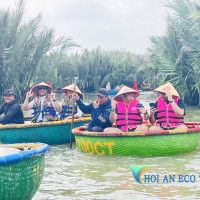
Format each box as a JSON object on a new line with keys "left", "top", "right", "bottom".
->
{"left": 31, "top": 82, "right": 55, "bottom": 96}
{"left": 61, "top": 84, "right": 83, "bottom": 95}
{"left": 153, "top": 82, "right": 180, "bottom": 98}
{"left": 114, "top": 86, "right": 139, "bottom": 101}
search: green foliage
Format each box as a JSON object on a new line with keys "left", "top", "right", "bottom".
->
{"left": 147, "top": 0, "right": 200, "bottom": 105}
{"left": 52, "top": 47, "right": 147, "bottom": 92}
{"left": 0, "top": 0, "right": 77, "bottom": 102}
{"left": 2, "top": 0, "right": 199, "bottom": 107}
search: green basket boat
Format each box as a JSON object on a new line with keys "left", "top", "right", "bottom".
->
{"left": 72, "top": 122, "right": 200, "bottom": 157}
{"left": 0, "top": 117, "right": 91, "bottom": 145}
{"left": 0, "top": 143, "right": 50, "bottom": 200}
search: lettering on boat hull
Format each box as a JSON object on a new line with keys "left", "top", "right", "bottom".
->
{"left": 76, "top": 139, "right": 115, "bottom": 155}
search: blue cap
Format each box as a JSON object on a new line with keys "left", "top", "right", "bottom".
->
{"left": 97, "top": 88, "right": 108, "bottom": 97}
{"left": 4, "top": 89, "right": 15, "bottom": 96}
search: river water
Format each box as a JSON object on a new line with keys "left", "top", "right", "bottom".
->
{"left": 32, "top": 92, "right": 200, "bottom": 200}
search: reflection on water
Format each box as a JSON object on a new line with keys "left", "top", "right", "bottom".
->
{"left": 31, "top": 92, "right": 200, "bottom": 200}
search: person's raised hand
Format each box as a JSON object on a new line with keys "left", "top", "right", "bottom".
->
{"left": 50, "top": 92, "right": 56, "bottom": 101}
{"left": 111, "top": 98, "right": 117, "bottom": 110}
{"left": 166, "top": 91, "right": 172, "bottom": 101}
{"left": 150, "top": 107, "right": 157, "bottom": 115}
{"left": 72, "top": 93, "right": 79, "bottom": 100}
{"left": 62, "top": 93, "right": 68, "bottom": 99}
{"left": 138, "top": 107, "right": 147, "bottom": 115}
{"left": 26, "top": 90, "right": 33, "bottom": 99}
{"left": 93, "top": 99, "right": 99, "bottom": 109}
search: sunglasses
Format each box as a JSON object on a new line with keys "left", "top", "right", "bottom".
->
{"left": 160, "top": 93, "right": 166, "bottom": 96}
{"left": 123, "top": 93, "right": 135, "bottom": 97}
{"left": 38, "top": 87, "right": 48, "bottom": 90}
{"left": 127, "top": 93, "right": 135, "bottom": 96}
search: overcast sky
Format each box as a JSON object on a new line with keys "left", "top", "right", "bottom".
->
{"left": 1, "top": 0, "right": 168, "bottom": 54}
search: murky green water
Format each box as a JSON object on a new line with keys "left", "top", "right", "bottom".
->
{"left": 32, "top": 92, "right": 200, "bottom": 200}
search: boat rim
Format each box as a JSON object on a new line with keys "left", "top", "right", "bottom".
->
{"left": 0, "top": 117, "right": 91, "bottom": 129}
{"left": 0, "top": 143, "right": 50, "bottom": 165}
{"left": 72, "top": 122, "right": 200, "bottom": 137}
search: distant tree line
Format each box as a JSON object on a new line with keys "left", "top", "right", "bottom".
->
{"left": 50, "top": 48, "right": 147, "bottom": 92}
{"left": 0, "top": 0, "right": 199, "bottom": 106}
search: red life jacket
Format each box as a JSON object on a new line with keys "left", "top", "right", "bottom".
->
{"left": 156, "top": 96, "right": 184, "bottom": 128}
{"left": 116, "top": 99, "right": 143, "bottom": 131}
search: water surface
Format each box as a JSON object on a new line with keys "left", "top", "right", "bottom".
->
{"left": 32, "top": 92, "right": 200, "bottom": 200}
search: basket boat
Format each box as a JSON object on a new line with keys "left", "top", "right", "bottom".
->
{"left": 72, "top": 122, "right": 200, "bottom": 157}
{"left": 0, "top": 117, "right": 91, "bottom": 145}
{"left": 0, "top": 143, "right": 50, "bottom": 200}
{"left": 107, "top": 90, "right": 118, "bottom": 95}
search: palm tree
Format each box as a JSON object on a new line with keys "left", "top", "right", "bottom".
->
{"left": 147, "top": 0, "right": 200, "bottom": 105}
{"left": 0, "top": 0, "right": 77, "bottom": 102}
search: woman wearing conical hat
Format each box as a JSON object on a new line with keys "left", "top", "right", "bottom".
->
{"left": 104, "top": 85, "right": 149, "bottom": 133}
{"left": 59, "top": 84, "right": 83, "bottom": 120}
{"left": 23, "top": 82, "right": 61, "bottom": 123}
{"left": 149, "top": 82, "right": 187, "bottom": 131}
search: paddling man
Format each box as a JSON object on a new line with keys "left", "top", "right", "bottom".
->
{"left": 73, "top": 88, "right": 112, "bottom": 132}
{"left": 0, "top": 89, "right": 24, "bottom": 124}
{"left": 149, "top": 82, "right": 187, "bottom": 131}
{"left": 104, "top": 85, "right": 149, "bottom": 133}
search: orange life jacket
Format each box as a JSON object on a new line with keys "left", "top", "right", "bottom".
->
{"left": 116, "top": 99, "right": 143, "bottom": 131}
{"left": 156, "top": 96, "right": 184, "bottom": 128}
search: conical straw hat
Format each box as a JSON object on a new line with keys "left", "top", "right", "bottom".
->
{"left": 114, "top": 85, "right": 139, "bottom": 101}
{"left": 61, "top": 84, "right": 83, "bottom": 95}
{"left": 31, "top": 82, "right": 54, "bottom": 96}
{"left": 153, "top": 82, "right": 180, "bottom": 97}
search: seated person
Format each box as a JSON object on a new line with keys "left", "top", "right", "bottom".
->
{"left": 23, "top": 82, "right": 61, "bottom": 123}
{"left": 104, "top": 85, "right": 149, "bottom": 133}
{"left": 59, "top": 84, "right": 83, "bottom": 120}
{"left": 0, "top": 89, "right": 24, "bottom": 124}
{"left": 149, "top": 82, "right": 187, "bottom": 131}
{"left": 73, "top": 88, "right": 112, "bottom": 132}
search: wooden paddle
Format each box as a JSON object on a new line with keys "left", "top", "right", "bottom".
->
{"left": 70, "top": 77, "right": 78, "bottom": 149}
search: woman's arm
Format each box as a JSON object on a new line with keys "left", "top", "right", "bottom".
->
{"left": 23, "top": 91, "right": 33, "bottom": 111}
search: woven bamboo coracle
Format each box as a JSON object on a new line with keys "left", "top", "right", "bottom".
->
{"left": 0, "top": 143, "right": 50, "bottom": 200}
{"left": 72, "top": 122, "right": 200, "bottom": 157}
{"left": 0, "top": 117, "right": 91, "bottom": 145}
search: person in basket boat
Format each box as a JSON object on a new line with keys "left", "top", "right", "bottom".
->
{"left": 0, "top": 89, "right": 24, "bottom": 124}
{"left": 59, "top": 84, "right": 83, "bottom": 120}
{"left": 149, "top": 82, "right": 187, "bottom": 131}
{"left": 73, "top": 88, "right": 112, "bottom": 132}
{"left": 23, "top": 82, "right": 61, "bottom": 123}
{"left": 104, "top": 85, "right": 149, "bottom": 133}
